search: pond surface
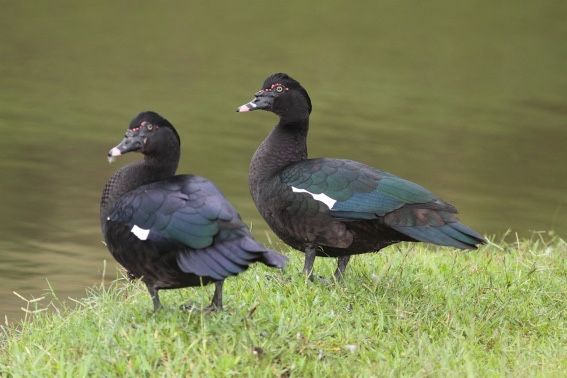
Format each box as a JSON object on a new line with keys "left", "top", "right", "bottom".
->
{"left": 1, "top": 1, "right": 566, "bottom": 320}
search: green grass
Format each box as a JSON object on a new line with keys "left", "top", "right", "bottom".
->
{"left": 1, "top": 232, "right": 566, "bottom": 377}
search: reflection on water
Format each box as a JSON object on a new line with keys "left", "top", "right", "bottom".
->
{"left": 1, "top": 1, "right": 566, "bottom": 320}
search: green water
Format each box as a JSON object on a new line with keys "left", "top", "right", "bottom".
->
{"left": 1, "top": 1, "right": 566, "bottom": 320}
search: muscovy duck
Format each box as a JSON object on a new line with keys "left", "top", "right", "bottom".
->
{"left": 237, "top": 73, "right": 485, "bottom": 280}
{"left": 100, "top": 111, "right": 287, "bottom": 311}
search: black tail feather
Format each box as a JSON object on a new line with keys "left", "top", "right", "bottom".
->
{"left": 449, "top": 222, "right": 486, "bottom": 244}
{"left": 261, "top": 249, "right": 288, "bottom": 269}
{"left": 240, "top": 236, "right": 288, "bottom": 268}
{"left": 176, "top": 236, "right": 287, "bottom": 280}
{"left": 392, "top": 222, "right": 485, "bottom": 250}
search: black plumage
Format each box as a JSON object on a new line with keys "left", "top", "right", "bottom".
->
{"left": 237, "top": 73, "right": 485, "bottom": 280}
{"left": 100, "top": 111, "right": 287, "bottom": 311}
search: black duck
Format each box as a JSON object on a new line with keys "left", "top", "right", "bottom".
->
{"left": 100, "top": 111, "right": 287, "bottom": 311}
{"left": 237, "top": 73, "right": 485, "bottom": 280}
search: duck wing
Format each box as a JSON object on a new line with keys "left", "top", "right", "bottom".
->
{"left": 107, "top": 175, "right": 286, "bottom": 280}
{"left": 281, "top": 158, "right": 485, "bottom": 249}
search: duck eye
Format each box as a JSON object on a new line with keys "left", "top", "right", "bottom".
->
{"left": 275, "top": 85, "right": 284, "bottom": 93}
{"left": 146, "top": 124, "right": 153, "bottom": 131}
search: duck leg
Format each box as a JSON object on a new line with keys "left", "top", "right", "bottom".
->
{"left": 333, "top": 256, "right": 351, "bottom": 281}
{"left": 146, "top": 285, "right": 162, "bottom": 312}
{"left": 205, "top": 281, "right": 224, "bottom": 312}
{"left": 181, "top": 280, "right": 224, "bottom": 313}
{"left": 303, "top": 246, "right": 317, "bottom": 280}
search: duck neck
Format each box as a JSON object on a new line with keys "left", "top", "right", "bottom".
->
{"left": 143, "top": 146, "right": 180, "bottom": 173}
{"left": 250, "top": 117, "right": 309, "bottom": 188}
{"left": 100, "top": 147, "right": 180, "bottom": 223}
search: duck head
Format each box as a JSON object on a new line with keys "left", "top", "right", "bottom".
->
{"left": 237, "top": 73, "right": 312, "bottom": 122}
{"left": 108, "top": 111, "right": 180, "bottom": 163}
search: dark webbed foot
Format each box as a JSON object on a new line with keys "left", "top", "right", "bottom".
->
{"left": 179, "top": 303, "right": 222, "bottom": 313}
{"left": 180, "top": 281, "right": 224, "bottom": 313}
{"left": 309, "top": 274, "right": 333, "bottom": 285}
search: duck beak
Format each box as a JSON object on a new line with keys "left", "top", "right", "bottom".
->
{"left": 107, "top": 134, "right": 144, "bottom": 163}
{"left": 236, "top": 91, "right": 275, "bottom": 112}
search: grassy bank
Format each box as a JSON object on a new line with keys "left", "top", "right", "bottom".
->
{"left": 1, "top": 233, "right": 566, "bottom": 377}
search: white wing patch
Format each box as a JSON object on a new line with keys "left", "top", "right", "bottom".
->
{"left": 291, "top": 186, "right": 337, "bottom": 209}
{"left": 131, "top": 225, "right": 150, "bottom": 240}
